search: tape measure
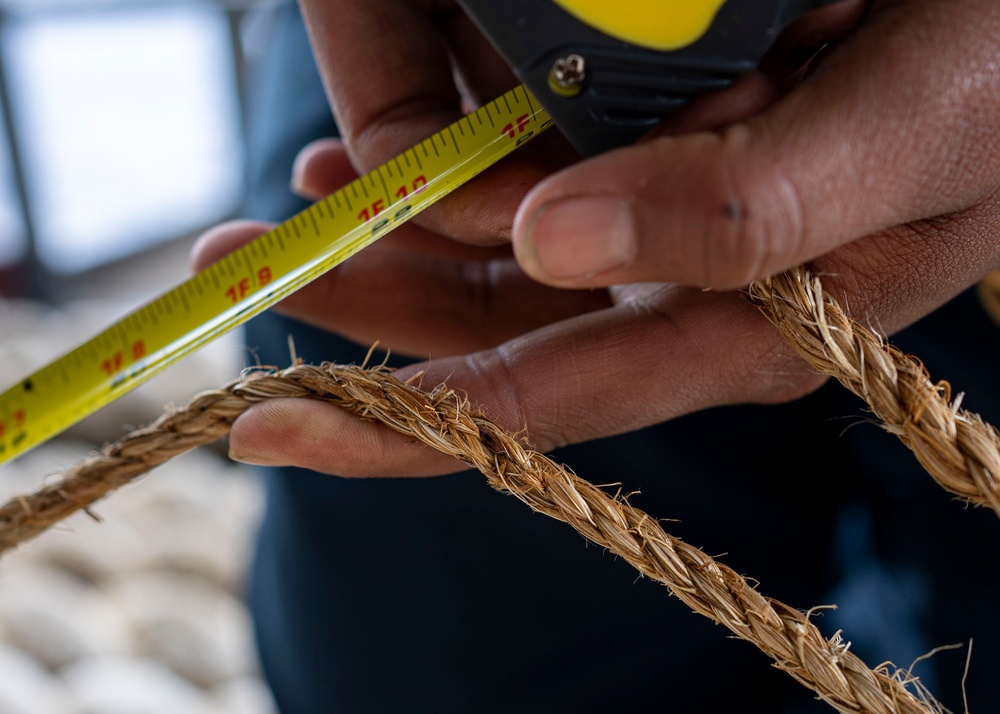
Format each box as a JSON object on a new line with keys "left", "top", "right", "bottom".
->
{"left": 0, "top": 84, "right": 552, "bottom": 467}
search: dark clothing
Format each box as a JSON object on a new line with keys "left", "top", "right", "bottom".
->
{"left": 239, "top": 4, "right": 1000, "bottom": 712}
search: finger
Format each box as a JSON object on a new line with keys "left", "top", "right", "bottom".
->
{"left": 298, "top": 0, "right": 459, "bottom": 160}
{"left": 189, "top": 220, "right": 274, "bottom": 273}
{"left": 512, "top": 1, "right": 1000, "bottom": 290}
{"left": 773, "top": 0, "right": 868, "bottom": 46}
{"left": 298, "top": 0, "right": 570, "bottom": 245}
{"left": 189, "top": 218, "right": 610, "bottom": 357}
{"left": 759, "top": 0, "right": 869, "bottom": 79}
{"left": 290, "top": 138, "right": 359, "bottom": 200}
{"left": 286, "top": 138, "right": 539, "bottom": 261}
{"left": 644, "top": 70, "right": 779, "bottom": 140}
{"left": 229, "top": 398, "right": 471, "bottom": 476}
{"left": 812, "top": 192, "right": 1000, "bottom": 336}
{"left": 438, "top": 10, "right": 522, "bottom": 108}
{"left": 227, "top": 286, "right": 823, "bottom": 476}
{"left": 272, "top": 237, "right": 611, "bottom": 356}
{"left": 226, "top": 189, "right": 1000, "bottom": 478}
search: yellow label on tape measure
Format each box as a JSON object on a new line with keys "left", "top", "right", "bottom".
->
{"left": 552, "top": 0, "right": 726, "bottom": 51}
{"left": 0, "top": 85, "right": 551, "bottom": 466}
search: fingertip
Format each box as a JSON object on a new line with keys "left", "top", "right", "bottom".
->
{"left": 227, "top": 399, "right": 354, "bottom": 469}
{"left": 290, "top": 137, "right": 357, "bottom": 199}
{"left": 228, "top": 398, "right": 469, "bottom": 477}
{"left": 189, "top": 219, "right": 275, "bottom": 273}
{"left": 514, "top": 194, "right": 638, "bottom": 286}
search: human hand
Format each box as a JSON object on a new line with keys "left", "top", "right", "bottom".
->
{"left": 192, "top": 0, "right": 1000, "bottom": 477}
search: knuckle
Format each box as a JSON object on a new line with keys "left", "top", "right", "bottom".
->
{"left": 459, "top": 348, "right": 528, "bottom": 437}
{"left": 685, "top": 132, "right": 806, "bottom": 289}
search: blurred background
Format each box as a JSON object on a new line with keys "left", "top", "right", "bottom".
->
{"left": 0, "top": 0, "right": 290, "bottom": 711}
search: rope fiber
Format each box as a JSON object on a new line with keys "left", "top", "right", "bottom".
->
{"left": 4, "top": 264, "right": 999, "bottom": 713}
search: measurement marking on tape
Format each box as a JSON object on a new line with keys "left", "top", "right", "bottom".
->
{"left": 0, "top": 85, "right": 551, "bottom": 466}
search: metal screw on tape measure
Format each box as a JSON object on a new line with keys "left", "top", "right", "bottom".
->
{"left": 548, "top": 53, "right": 586, "bottom": 97}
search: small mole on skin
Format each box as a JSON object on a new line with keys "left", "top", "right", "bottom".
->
{"left": 722, "top": 203, "right": 744, "bottom": 221}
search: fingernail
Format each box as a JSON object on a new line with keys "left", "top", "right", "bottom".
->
{"left": 290, "top": 150, "right": 309, "bottom": 197}
{"left": 524, "top": 196, "right": 636, "bottom": 280}
{"left": 229, "top": 446, "right": 281, "bottom": 466}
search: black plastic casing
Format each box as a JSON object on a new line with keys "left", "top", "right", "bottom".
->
{"left": 457, "top": 0, "right": 839, "bottom": 156}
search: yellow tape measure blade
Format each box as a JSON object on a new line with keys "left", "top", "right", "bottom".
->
{"left": 0, "top": 85, "right": 551, "bottom": 466}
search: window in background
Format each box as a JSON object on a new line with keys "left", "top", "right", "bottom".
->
{"left": 4, "top": 3, "right": 245, "bottom": 274}
{"left": 0, "top": 97, "right": 25, "bottom": 267}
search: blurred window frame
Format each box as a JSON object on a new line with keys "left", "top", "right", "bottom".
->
{"left": 0, "top": 0, "right": 278, "bottom": 301}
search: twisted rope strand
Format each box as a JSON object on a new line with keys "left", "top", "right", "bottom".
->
{"left": 3, "top": 264, "right": 998, "bottom": 712}
{"left": 0, "top": 361, "right": 941, "bottom": 714}
{"left": 748, "top": 266, "right": 1000, "bottom": 514}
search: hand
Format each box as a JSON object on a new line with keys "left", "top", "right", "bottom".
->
{"left": 192, "top": 0, "right": 1000, "bottom": 477}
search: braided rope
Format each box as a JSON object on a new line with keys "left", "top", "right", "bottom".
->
{"left": 748, "top": 267, "right": 1000, "bottom": 514}
{"left": 3, "top": 263, "right": 998, "bottom": 712}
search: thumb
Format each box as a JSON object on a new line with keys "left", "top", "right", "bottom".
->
{"left": 512, "top": 1, "right": 1000, "bottom": 290}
